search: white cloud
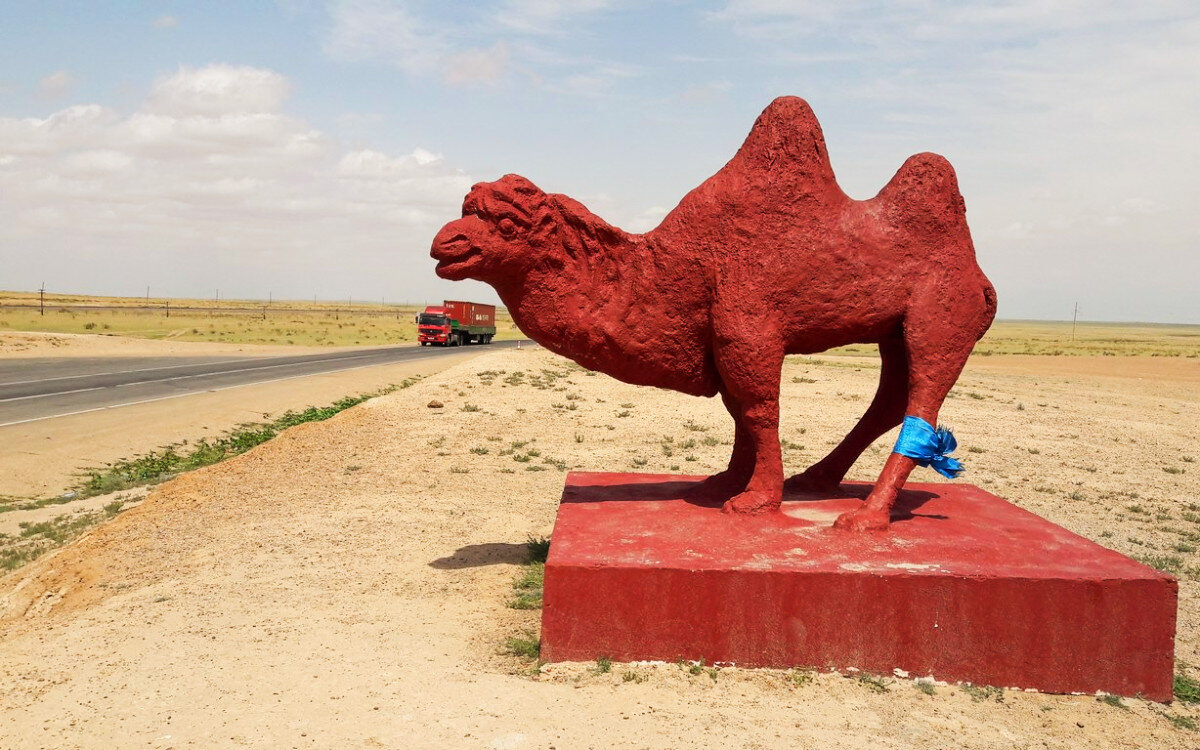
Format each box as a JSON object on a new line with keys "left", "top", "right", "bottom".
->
{"left": 334, "top": 111, "right": 384, "bottom": 128}
{"left": 336, "top": 147, "right": 444, "bottom": 176}
{"left": 60, "top": 149, "right": 134, "bottom": 175}
{"left": 152, "top": 14, "right": 179, "bottom": 29}
{"left": 1118, "top": 198, "right": 1166, "bottom": 215}
{"left": 441, "top": 42, "right": 510, "bottom": 86}
{"left": 676, "top": 79, "right": 733, "bottom": 104}
{"left": 552, "top": 63, "right": 638, "bottom": 97}
{"left": 709, "top": 1, "right": 1197, "bottom": 44}
{"left": 145, "top": 65, "right": 290, "bottom": 116}
{"left": 0, "top": 105, "right": 118, "bottom": 156}
{"left": 0, "top": 64, "right": 474, "bottom": 300}
{"left": 37, "top": 70, "right": 75, "bottom": 100}
{"left": 492, "top": 0, "right": 614, "bottom": 35}
{"left": 321, "top": 0, "right": 630, "bottom": 92}
{"left": 1003, "top": 222, "right": 1033, "bottom": 239}
{"left": 323, "top": 0, "right": 446, "bottom": 76}
{"left": 626, "top": 205, "right": 667, "bottom": 233}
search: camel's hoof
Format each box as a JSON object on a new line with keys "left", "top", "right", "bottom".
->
{"left": 721, "top": 490, "right": 781, "bottom": 515}
{"left": 833, "top": 507, "right": 891, "bottom": 532}
{"left": 783, "top": 470, "right": 841, "bottom": 495}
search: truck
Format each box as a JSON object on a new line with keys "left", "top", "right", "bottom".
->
{"left": 417, "top": 300, "right": 497, "bottom": 346}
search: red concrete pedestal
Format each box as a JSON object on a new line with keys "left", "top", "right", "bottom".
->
{"left": 541, "top": 472, "right": 1178, "bottom": 701}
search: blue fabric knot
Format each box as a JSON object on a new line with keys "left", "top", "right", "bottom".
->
{"left": 893, "top": 416, "right": 964, "bottom": 479}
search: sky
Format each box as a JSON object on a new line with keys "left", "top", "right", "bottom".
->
{"left": 0, "top": 1, "right": 1197, "bottom": 322}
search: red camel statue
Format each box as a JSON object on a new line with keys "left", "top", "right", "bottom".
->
{"left": 432, "top": 96, "right": 996, "bottom": 531}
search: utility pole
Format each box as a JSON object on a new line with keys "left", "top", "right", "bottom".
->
{"left": 1071, "top": 302, "right": 1079, "bottom": 342}
{"left": 268, "top": 291, "right": 272, "bottom": 307}
{"left": 166, "top": 300, "right": 170, "bottom": 319}
{"left": 146, "top": 285, "right": 150, "bottom": 303}
{"left": 39, "top": 282, "right": 45, "bottom": 316}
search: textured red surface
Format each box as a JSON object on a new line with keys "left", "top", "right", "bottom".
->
{"left": 541, "top": 472, "right": 1177, "bottom": 701}
{"left": 431, "top": 96, "right": 997, "bottom": 529}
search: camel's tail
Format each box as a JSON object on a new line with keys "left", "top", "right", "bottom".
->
{"left": 977, "top": 279, "right": 998, "bottom": 342}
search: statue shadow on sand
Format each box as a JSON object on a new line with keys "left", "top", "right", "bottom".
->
{"left": 428, "top": 542, "right": 530, "bottom": 570}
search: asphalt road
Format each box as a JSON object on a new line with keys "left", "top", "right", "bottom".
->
{"left": 0, "top": 340, "right": 525, "bottom": 427}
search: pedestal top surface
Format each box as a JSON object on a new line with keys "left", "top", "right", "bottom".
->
{"left": 553, "top": 471, "right": 1168, "bottom": 580}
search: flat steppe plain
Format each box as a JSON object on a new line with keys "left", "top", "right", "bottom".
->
{"left": 1, "top": 340, "right": 1198, "bottom": 748}
{"left": 0, "top": 290, "right": 523, "bottom": 348}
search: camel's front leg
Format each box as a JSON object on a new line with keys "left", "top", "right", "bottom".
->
{"left": 712, "top": 338, "right": 785, "bottom": 515}
{"left": 689, "top": 387, "right": 756, "bottom": 498}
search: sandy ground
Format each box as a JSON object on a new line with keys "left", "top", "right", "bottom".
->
{"left": 0, "top": 351, "right": 480, "bottom": 499}
{"left": 1, "top": 347, "right": 1198, "bottom": 748}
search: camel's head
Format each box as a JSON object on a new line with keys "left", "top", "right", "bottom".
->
{"left": 431, "top": 174, "right": 552, "bottom": 283}
{"left": 432, "top": 174, "right": 625, "bottom": 286}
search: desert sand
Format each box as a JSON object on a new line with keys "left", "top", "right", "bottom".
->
{"left": 1, "top": 346, "right": 1198, "bottom": 748}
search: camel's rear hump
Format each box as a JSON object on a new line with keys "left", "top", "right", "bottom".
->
{"left": 876, "top": 153, "right": 972, "bottom": 249}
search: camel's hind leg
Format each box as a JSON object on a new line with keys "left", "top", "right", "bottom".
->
{"left": 834, "top": 284, "right": 990, "bottom": 531}
{"left": 784, "top": 335, "right": 908, "bottom": 493}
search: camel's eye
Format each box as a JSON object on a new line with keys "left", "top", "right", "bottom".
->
{"left": 498, "top": 217, "right": 518, "bottom": 237}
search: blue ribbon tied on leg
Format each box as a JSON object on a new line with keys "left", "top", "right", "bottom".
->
{"left": 893, "top": 416, "right": 964, "bottom": 479}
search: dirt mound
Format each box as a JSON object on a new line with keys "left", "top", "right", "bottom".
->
{"left": 1, "top": 348, "right": 1197, "bottom": 747}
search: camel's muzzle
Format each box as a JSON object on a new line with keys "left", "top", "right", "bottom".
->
{"left": 431, "top": 218, "right": 485, "bottom": 280}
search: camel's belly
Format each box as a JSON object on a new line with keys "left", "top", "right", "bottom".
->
{"left": 559, "top": 339, "right": 719, "bottom": 399}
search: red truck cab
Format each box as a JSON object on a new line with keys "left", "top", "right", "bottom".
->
{"left": 417, "top": 306, "right": 454, "bottom": 346}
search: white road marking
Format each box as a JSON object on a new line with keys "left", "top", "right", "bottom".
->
{"left": 0, "top": 355, "right": 270, "bottom": 386}
{"left": 0, "top": 345, "right": 417, "bottom": 387}
{"left": 1, "top": 386, "right": 106, "bottom": 402}
{"left": 0, "top": 350, "right": 395, "bottom": 403}
{"left": 0, "top": 355, "right": 448, "bottom": 428}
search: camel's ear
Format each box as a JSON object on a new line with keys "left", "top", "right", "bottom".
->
{"left": 560, "top": 219, "right": 584, "bottom": 261}
{"left": 555, "top": 197, "right": 619, "bottom": 265}
{"left": 529, "top": 202, "right": 559, "bottom": 246}
{"left": 503, "top": 174, "right": 543, "bottom": 196}
{"left": 496, "top": 174, "right": 544, "bottom": 210}
{"left": 548, "top": 196, "right": 589, "bottom": 262}
{"left": 461, "top": 190, "right": 480, "bottom": 217}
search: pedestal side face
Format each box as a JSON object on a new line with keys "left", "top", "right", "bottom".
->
{"left": 541, "top": 473, "right": 1178, "bottom": 701}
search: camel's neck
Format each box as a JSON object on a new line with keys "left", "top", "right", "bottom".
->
{"left": 493, "top": 223, "right": 656, "bottom": 363}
